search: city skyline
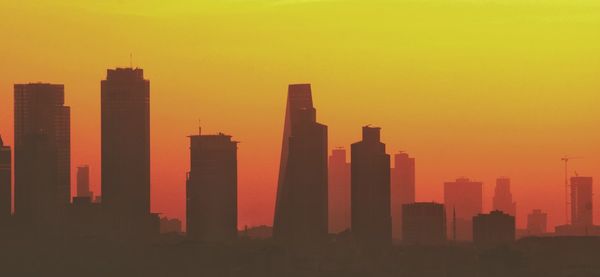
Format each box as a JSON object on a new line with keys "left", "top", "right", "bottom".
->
{"left": 1, "top": 1, "right": 600, "bottom": 231}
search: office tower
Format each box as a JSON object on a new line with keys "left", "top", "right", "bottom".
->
{"left": 76, "top": 165, "right": 93, "bottom": 199}
{"left": 186, "top": 133, "right": 238, "bottom": 242}
{"left": 67, "top": 196, "right": 104, "bottom": 237}
{"left": 351, "top": 126, "right": 391, "bottom": 246}
{"left": 14, "top": 83, "right": 70, "bottom": 230}
{"left": 273, "top": 84, "right": 328, "bottom": 244}
{"left": 391, "top": 152, "right": 415, "bottom": 240}
{"left": 329, "top": 147, "right": 350, "bottom": 234}
{"left": 0, "top": 136, "right": 11, "bottom": 221}
{"left": 101, "top": 68, "right": 151, "bottom": 234}
{"left": 473, "top": 210, "right": 515, "bottom": 247}
{"left": 570, "top": 176, "right": 593, "bottom": 226}
{"left": 527, "top": 209, "right": 547, "bottom": 236}
{"left": 444, "top": 177, "right": 482, "bottom": 241}
{"left": 492, "top": 177, "right": 516, "bottom": 216}
{"left": 402, "top": 202, "right": 446, "bottom": 245}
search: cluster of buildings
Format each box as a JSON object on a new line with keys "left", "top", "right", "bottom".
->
{"left": 0, "top": 68, "right": 597, "bottom": 247}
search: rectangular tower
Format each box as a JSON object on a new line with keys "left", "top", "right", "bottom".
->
{"left": 186, "top": 133, "right": 238, "bottom": 242}
{"left": 0, "top": 136, "right": 11, "bottom": 221}
{"left": 14, "top": 83, "right": 70, "bottom": 230}
{"left": 351, "top": 126, "right": 391, "bottom": 246}
{"left": 76, "top": 165, "right": 93, "bottom": 199}
{"left": 402, "top": 202, "right": 446, "bottom": 245}
{"left": 570, "top": 176, "right": 593, "bottom": 226}
{"left": 444, "top": 177, "right": 482, "bottom": 241}
{"left": 273, "top": 84, "right": 328, "bottom": 245}
{"left": 391, "top": 152, "right": 415, "bottom": 240}
{"left": 328, "top": 148, "right": 350, "bottom": 234}
{"left": 101, "top": 68, "right": 150, "bottom": 230}
{"left": 492, "top": 177, "right": 516, "bottom": 216}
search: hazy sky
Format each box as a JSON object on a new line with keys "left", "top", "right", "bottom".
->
{"left": 1, "top": 0, "right": 599, "bottom": 229}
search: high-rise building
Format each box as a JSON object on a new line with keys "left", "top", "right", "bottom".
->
{"left": 14, "top": 83, "right": 70, "bottom": 230}
{"left": 570, "top": 176, "right": 593, "bottom": 226}
{"left": 527, "top": 209, "right": 547, "bottom": 236}
{"left": 101, "top": 68, "right": 151, "bottom": 234}
{"left": 391, "top": 152, "right": 415, "bottom": 240}
{"left": 0, "top": 135, "right": 11, "bottom": 221}
{"left": 444, "top": 177, "right": 482, "bottom": 241}
{"left": 351, "top": 126, "right": 391, "bottom": 246}
{"left": 329, "top": 147, "right": 350, "bottom": 234}
{"left": 273, "top": 84, "right": 328, "bottom": 244}
{"left": 76, "top": 165, "right": 93, "bottom": 199}
{"left": 186, "top": 133, "right": 238, "bottom": 242}
{"left": 473, "top": 210, "right": 515, "bottom": 247}
{"left": 492, "top": 177, "right": 516, "bottom": 216}
{"left": 402, "top": 202, "right": 446, "bottom": 245}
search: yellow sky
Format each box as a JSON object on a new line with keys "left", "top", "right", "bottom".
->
{"left": 1, "top": 0, "right": 599, "bottom": 228}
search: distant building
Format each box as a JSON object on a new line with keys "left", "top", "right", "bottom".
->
{"left": 240, "top": 225, "right": 273, "bottom": 239}
{"left": 444, "top": 177, "right": 482, "bottom": 241}
{"left": 14, "top": 83, "right": 70, "bottom": 232}
{"left": 571, "top": 177, "right": 593, "bottom": 226}
{"left": 473, "top": 210, "right": 515, "bottom": 246}
{"left": 160, "top": 217, "right": 182, "bottom": 234}
{"left": 329, "top": 148, "right": 350, "bottom": 234}
{"left": 76, "top": 165, "right": 93, "bottom": 199}
{"left": 351, "top": 126, "right": 391, "bottom": 246}
{"left": 186, "top": 133, "right": 238, "bottom": 242}
{"left": 391, "top": 152, "right": 415, "bottom": 240}
{"left": 273, "top": 84, "right": 328, "bottom": 245}
{"left": 527, "top": 209, "right": 547, "bottom": 236}
{"left": 0, "top": 136, "right": 11, "bottom": 221}
{"left": 492, "top": 177, "right": 516, "bottom": 216}
{"left": 402, "top": 202, "right": 446, "bottom": 245}
{"left": 101, "top": 68, "right": 154, "bottom": 237}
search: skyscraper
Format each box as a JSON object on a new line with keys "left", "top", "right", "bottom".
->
{"left": 527, "top": 209, "right": 547, "bottom": 236}
{"left": 76, "top": 165, "right": 93, "bottom": 199}
{"left": 391, "top": 152, "right": 415, "bottom": 240}
{"left": 14, "top": 83, "right": 70, "bottom": 230}
{"left": 351, "top": 126, "right": 391, "bottom": 246}
{"left": 186, "top": 132, "right": 238, "bottom": 242}
{"left": 273, "top": 84, "right": 328, "bottom": 244}
{"left": 492, "top": 177, "right": 516, "bottom": 216}
{"left": 328, "top": 147, "right": 350, "bottom": 234}
{"left": 402, "top": 202, "right": 446, "bottom": 245}
{"left": 473, "top": 210, "right": 515, "bottom": 247}
{"left": 0, "top": 136, "right": 11, "bottom": 221}
{"left": 101, "top": 68, "right": 151, "bottom": 235}
{"left": 444, "top": 177, "right": 482, "bottom": 241}
{"left": 570, "top": 176, "right": 593, "bottom": 226}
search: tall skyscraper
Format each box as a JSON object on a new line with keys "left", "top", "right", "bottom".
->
{"left": 0, "top": 135, "right": 11, "bottom": 221}
{"left": 186, "top": 132, "right": 238, "bottom": 242}
{"left": 527, "top": 209, "right": 547, "bottom": 236}
{"left": 402, "top": 202, "right": 446, "bottom": 245}
{"left": 444, "top": 177, "right": 482, "bottom": 241}
{"left": 273, "top": 84, "right": 328, "bottom": 244}
{"left": 351, "top": 126, "right": 391, "bottom": 246}
{"left": 328, "top": 147, "right": 350, "bottom": 234}
{"left": 570, "top": 176, "right": 593, "bottom": 226}
{"left": 76, "top": 165, "right": 93, "bottom": 199}
{"left": 391, "top": 152, "right": 415, "bottom": 240}
{"left": 492, "top": 177, "right": 516, "bottom": 216}
{"left": 14, "top": 83, "right": 70, "bottom": 230}
{"left": 473, "top": 210, "right": 515, "bottom": 247}
{"left": 101, "top": 68, "right": 151, "bottom": 234}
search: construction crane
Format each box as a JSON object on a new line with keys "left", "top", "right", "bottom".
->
{"left": 561, "top": 156, "right": 583, "bottom": 225}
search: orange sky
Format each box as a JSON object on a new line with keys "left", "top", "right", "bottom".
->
{"left": 1, "top": 0, "right": 599, "bottom": 230}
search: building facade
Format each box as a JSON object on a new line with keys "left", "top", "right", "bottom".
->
{"left": 402, "top": 202, "right": 446, "bottom": 245}
{"left": 328, "top": 148, "right": 350, "bottom": 234}
{"left": 473, "top": 210, "right": 515, "bottom": 247}
{"left": 391, "top": 152, "right": 415, "bottom": 240}
{"left": 444, "top": 177, "right": 482, "bottom": 241}
{"left": 0, "top": 136, "right": 11, "bottom": 221}
{"left": 492, "top": 177, "right": 516, "bottom": 216}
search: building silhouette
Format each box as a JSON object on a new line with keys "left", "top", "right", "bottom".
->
{"left": 160, "top": 217, "right": 183, "bottom": 234}
{"left": 391, "top": 152, "right": 415, "bottom": 240}
{"left": 67, "top": 196, "right": 104, "bottom": 237}
{"left": 402, "top": 202, "right": 446, "bottom": 245}
{"left": 273, "top": 84, "right": 328, "bottom": 244}
{"left": 444, "top": 177, "right": 482, "bottom": 241}
{"left": 101, "top": 68, "right": 153, "bottom": 236}
{"left": 492, "top": 177, "right": 516, "bottom": 216}
{"left": 527, "top": 209, "right": 547, "bottom": 236}
{"left": 14, "top": 83, "right": 70, "bottom": 232}
{"left": 351, "top": 126, "right": 391, "bottom": 246}
{"left": 0, "top": 136, "right": 11, "bottom": 221}
{"left": 570, "top": 176, "right": 593, "bottom": 226}
{"left": 328, "top": 147, "right": 350, "bottom": 234}
{"left": 473, "top": 210, "right": 515, "bottom": 247}
{"left": 76, "top": 165, "right": 93, "bottom": 199}
{"left": 186, "top": 132, "right": 238, "bottom": 242}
